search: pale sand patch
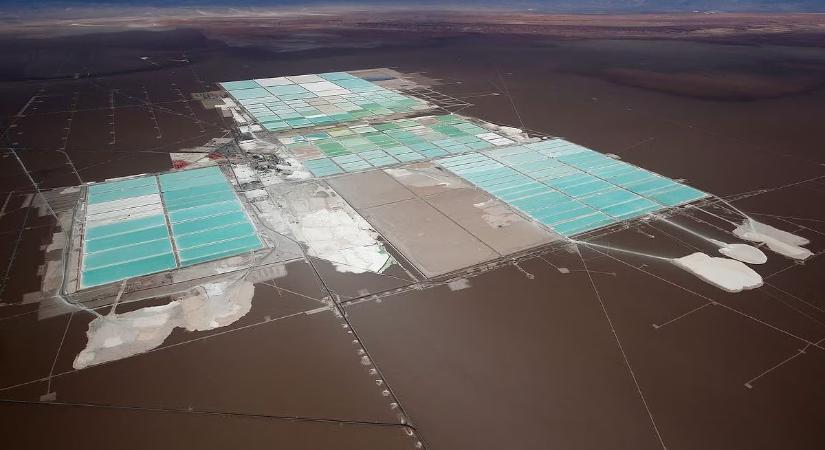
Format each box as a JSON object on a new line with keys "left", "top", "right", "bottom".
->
{"left": 447, "top": 278, "right": 471, "bottom": 291}
{"left": 474, "top": 199, "right": 521, "bottom": 229}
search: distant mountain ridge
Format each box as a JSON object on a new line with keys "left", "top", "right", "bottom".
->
{"left": 2, "top": 0, "right": 825, "bottom": 14}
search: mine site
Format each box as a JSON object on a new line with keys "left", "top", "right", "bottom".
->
{"left": 1, "top": 3, "right": 825, "bottom": 450}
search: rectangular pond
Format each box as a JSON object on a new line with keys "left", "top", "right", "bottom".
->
{"left": 79, "top": 166, "right": 264, "bottom": 288}
{"left": 220, "top": 72, "right": 432, "bottom": 132}
{"left": 281, "top": 115, "right": 518, "bottom": 177}
{"left": 437, "top": 139, "right": 706, "bottom": 237}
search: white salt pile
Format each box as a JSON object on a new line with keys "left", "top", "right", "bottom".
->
{"left": 674, "top": 252, "right": 763, "bottom": 293}
{"left": 715, "top": 241, "right": 768, "bottom": 264}
{"left": 74, "top": 280, "right": 255, "bottom": 369}
{"left": 733, "top": 219, "right": 812, "bottom": 261}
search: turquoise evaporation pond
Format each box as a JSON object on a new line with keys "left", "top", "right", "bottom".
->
{"left": 219, "top": 71, "right": 429, "bottom": 132}
{"left": 80, "top": 166, "right": 263, "bottom": 289}
{"left": 159, "top": 166, "right": 264, "bottom": 267}
{"left": 436, "top": 139, "right": 706, "bottom": 237}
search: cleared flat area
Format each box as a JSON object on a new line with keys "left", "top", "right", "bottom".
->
{"left": 328, "top": 167, "right": 558, "bottom": 277}
{"left": 361, "top": 197, "right": 498, "bottom": 277}
{"left": 426, "top": 187, "right": 556, "bottom": 255}
{"left": 327, "top": 169, "right": 415, "bottom": 209}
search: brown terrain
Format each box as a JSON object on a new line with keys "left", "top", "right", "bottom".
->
{"left": 1, "top": 8, "right": 824, "bottom": 450}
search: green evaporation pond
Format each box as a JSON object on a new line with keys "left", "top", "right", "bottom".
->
{"left": 288, "top": 115, "right": 515, "bottom": 177}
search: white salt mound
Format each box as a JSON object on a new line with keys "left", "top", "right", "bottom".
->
{"left": 74, "top": 281, "right": 255, "bottom": 369}
{"left": 674, "top": 252, "right": 763, "bottom": 293}
{"left": 716, "top": 242, "right": 768, "bottom": 264}
{"left": 733, "top": 219, "right": 812, "bottom": 261}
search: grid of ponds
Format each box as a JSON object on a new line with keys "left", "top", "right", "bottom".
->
{"left": 80, "top": 167, "right": 264, "bottom": 288}
{"left": 437, "top": 139, "right": 706, "bottom": 236}
{"left": 282, "top": 115, "right": 518, "bottom": 177}
{"left": 159, "top": 167, "right": 264, "bottom": 267}
{"left": 221, "top": 72, "right": 431, "bottom": 132}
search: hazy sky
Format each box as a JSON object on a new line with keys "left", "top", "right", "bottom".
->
{"left": 2, "top": 0, "right": 825, "bottom": 12}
